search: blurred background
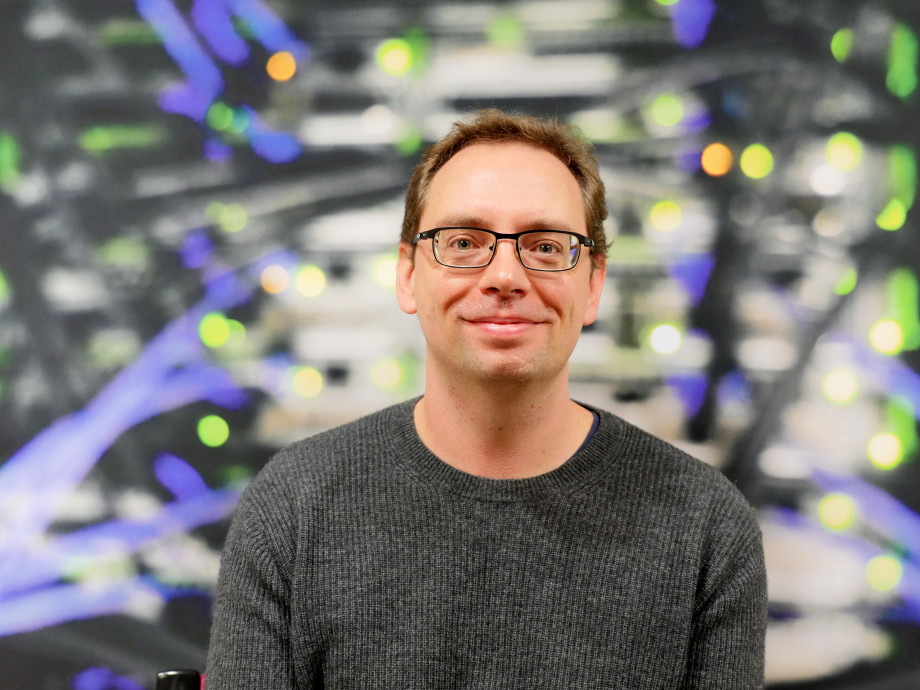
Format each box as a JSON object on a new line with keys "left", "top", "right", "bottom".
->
{"left": 1, "top": 0, "right": 919, "bottom": 687}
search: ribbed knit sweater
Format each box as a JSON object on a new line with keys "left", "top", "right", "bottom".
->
{"left": 206, "top": 398, "right": 767, "bottom": 688}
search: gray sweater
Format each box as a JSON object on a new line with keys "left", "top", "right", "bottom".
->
{"left": 206, "top": 398, "right": 767, "bottom": 688}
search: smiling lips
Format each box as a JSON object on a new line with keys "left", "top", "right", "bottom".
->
{"left": 465, "top": 315, "right": 541, "bottom": 337}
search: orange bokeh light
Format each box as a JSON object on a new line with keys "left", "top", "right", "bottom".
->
{"left": 701, "top": 142, "right": 733, "bottom": 176}
{"left": 267, "top": 52, "right": 297, "bottom": 82}
{"left": 261, "top": 265, "right": 290, "bottom": 294}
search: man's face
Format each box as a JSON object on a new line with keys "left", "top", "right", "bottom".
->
{"left": 397, "top": 141, "right": 605, "bottom": 388}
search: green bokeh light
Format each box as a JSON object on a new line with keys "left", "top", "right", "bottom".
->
{"left": 835, "top": 267, "right": 858, "bottom": 296}
{"left": 888, "top": 269, "right": 920, "bottom": 349}
{"left": 740, "top": 144, "right": 774, "bottom": 179}
{"left": 888, "top": 396, "right": 919, "bottom": 456}
{"left": 199, "top": 312, "right": 231, "bottom": 348}
{"left": 206, "top": 102, "right": 235, "bottom": 132}
{"left": 831, "top": 28, "right": 853, "bottom": 62}
{"left": 207, "top": 202, "right": 249, "bottom": 233}
{"left": 0, "top": 133, "right": 22, "bottom": 190}
{"left": 198, "top": 415, "right": 230, "bottom": 448}
{"left": 99, "top": 19, "right": 162, "bottom": 45}
{"left": 889, "top": 145, "right": 917, "bottom": 210}
{"left": 0, "top": 269, "right": 9, "bottom": 304}
{"left": 487, "top": 11, "right": 526, "bottom": 49}
{"left": 377, "top": 38, "right": 413, "bottom": 76}
{"left": 395, "top": 126, "right": 423, "bottom": 156}
{"left": 649, "top": 93, "right": 684, "bottom": 128}
{"left": 887, "top": 23, "right": 918, "bottom": 98}
{"left": 98, "top": 237, "right": 150, "bottom": 267}
{"left": 876, "top": 199, "right": 907, "bottom": 231}
{"left": 80, "top": 125, "right": 165, "bottom": 154}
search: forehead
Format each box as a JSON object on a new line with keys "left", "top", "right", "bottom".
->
{"left": 422, "top": 141, "right": 586, "bottom": 231}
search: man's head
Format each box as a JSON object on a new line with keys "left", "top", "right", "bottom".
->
{"left": 401, "top": 109, "right": 609, "bottom": 269}
{"left": 396, "top": 112, "right": 607, "bottom": 389}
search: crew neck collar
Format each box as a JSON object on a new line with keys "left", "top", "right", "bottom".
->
{"left": 383, "top": 397, "right": 624, "bottom": 502}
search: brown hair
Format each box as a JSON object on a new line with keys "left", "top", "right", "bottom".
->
{"left": 401, "top": 108, "right": 608, "bottom": 267}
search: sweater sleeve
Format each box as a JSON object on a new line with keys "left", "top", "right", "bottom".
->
{"left": 205, "top": 462, "right": 304, "bottom": 689}
{"left": 683, "top": 488, "right": 768, "bottom": 689}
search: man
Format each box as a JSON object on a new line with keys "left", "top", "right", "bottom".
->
{"left": 206, "top": 109, "right": 767, "bottom": 688}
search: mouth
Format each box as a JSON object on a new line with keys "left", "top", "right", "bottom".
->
{"left": 468, "top": 316, "right": 537, "bottom": 325}
{"left": 464, "top": 316, "right": 541, "bottom": 338}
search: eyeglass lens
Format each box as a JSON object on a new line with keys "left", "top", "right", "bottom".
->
{"left": 434, "top": 228, "right": 579, "bottom": 270}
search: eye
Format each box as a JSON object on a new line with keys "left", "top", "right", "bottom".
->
{"left": 536, "top": 242, "right": 561, "bottom": 254}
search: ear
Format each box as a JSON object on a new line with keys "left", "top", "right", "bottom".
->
{"left": 396, "top": 242, "right": 418, "bottom": 315}
{"left": 582, "top": 256, "right": 606, "bottom": 327}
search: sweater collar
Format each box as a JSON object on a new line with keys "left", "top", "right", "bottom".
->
{"left": 383, "top": 397, "right": 625, "bottom": 502}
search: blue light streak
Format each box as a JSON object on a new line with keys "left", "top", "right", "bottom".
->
{"left": 192, "top": 0, "right": 249, "bottom": 66}
{"left": 73, "top": 668, "right": 143, "bottom": 690}
{"left": 226, "top": 0, "right": 310, "bottom": 60}
{"left": 241, "top": 106, "right": 302, "bottom": 163}
{"left": 154, "top": 453, "right": 211, "bottom": 500}
{"left": 0, "top": 259, "right": 292, "bottom": 635}
{"left": 133, "top": 0, "right": 306, "bottom": 162}
{"left": 136, "top": 0, "right": 224, "bottom": 122}
{"left": 669, "top": 0, "right": 716, "bottom": 49}
{"left": 667, "top": 253, "right": 714, "bottom": 304}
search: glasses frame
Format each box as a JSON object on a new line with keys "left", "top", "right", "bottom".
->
{"left": 412, "top": 226, "right": 595, "bottom": 272}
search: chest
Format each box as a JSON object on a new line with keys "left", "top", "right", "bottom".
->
{"left": 290, "top": 496, "right": 699, "bottom": 688}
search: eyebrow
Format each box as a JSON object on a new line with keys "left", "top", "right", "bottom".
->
{"left": 429, "top": 215, "right": 582, "bottom": 234}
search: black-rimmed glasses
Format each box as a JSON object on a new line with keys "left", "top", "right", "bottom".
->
{"left": 412, "top": 227, "right": 594, "bottom": 272}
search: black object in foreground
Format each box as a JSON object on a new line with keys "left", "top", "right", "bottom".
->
{"left": 156, "top": 669, "right": 201, "bottom": 690}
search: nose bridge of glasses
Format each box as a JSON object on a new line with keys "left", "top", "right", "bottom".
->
{"left": 489, "top": 235, "right": 524, "bottom": 266}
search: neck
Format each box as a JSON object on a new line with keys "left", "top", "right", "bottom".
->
{"left": 414, "top": 366, "right": 594, "bottom": 479}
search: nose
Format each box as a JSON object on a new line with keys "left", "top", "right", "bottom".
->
{"left": 478, "top": 238, "right": 529, "bottom": 295}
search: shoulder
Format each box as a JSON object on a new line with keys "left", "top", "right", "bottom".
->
{"left": 241, "top": 398, "right": 416, "bottom": 505}
{"left": 590, "top": 406, "right": 759, "bottom": 532}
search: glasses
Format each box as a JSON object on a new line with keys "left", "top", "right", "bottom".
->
{"left": 413, "top": 227, "right": 594, "bottom": 272}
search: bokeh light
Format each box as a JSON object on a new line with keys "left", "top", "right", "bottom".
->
{"left": 649, "top": 323, "right": 682, "bottom": 354}
{"left": 292, "top": 366, "right": 324, "bottom": 398}
{"left": 826, "top": 132, "right": 863, "bottom": 171}
{"left": 649, "top": 93, "right": 684, "bottom": 127}
{"left": 267, "top": 51, "right": 297, "bottom": 82}
{"left": 835, "top": 267, "right": 858, "bottom": 296}
{"left": 649, "top": 200, "right": 683, "bottom": 232}
{"left": 198, "top": 415, "right": 230, "bottom": 447}
{"left": 818, "top": 493, "right": 858, "bottom": 530}
{"left": 866, "top": 555, "right": 903, "bottom": 592}
{"left": 370, "top": 358, "right": 405, "bottom": 390}
{"left": 206, "top": 102, "right": 234, "bottom": 132}
{"left": 372, "top": 253, "right": 398, "bottom": 290}
{"left": 740, "top": 144, "right": 774, "bottom": 179}
{"left": 296, "top": 264, "right": 327, "bottom": 298}
{"left": 487, "top": 11, "right": 525, "bottom": 49}
{"left": 887, "top": 23, "right": 918, "bottom": 98}
{"left": 376, "top": 38, "right": 413, "bottom": 76}
{"left": 869, "top": 318, "right": 904, "bottom": 355}
{"left": 199, "top": 312, "right": 231, "bottom": 348}
{"left": 876, "top": 199, "right": 907, "bottom": 231}
{"left": 822, "top": 369, "right": 858, "bottom": 405}
{"left": 206, "top": 202, "right": 249, "bottom": 234}
{"left": 831, "top": 28, "right": 854, "bottom": 62}
{"left": 261, "top": 264, "right": 290, "bottom": 295}
{"left": 701, "top": 142, "right": 733, "bottom": 176}
{"left": 867, "top": 431, "right": 904, "bottom": 470}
